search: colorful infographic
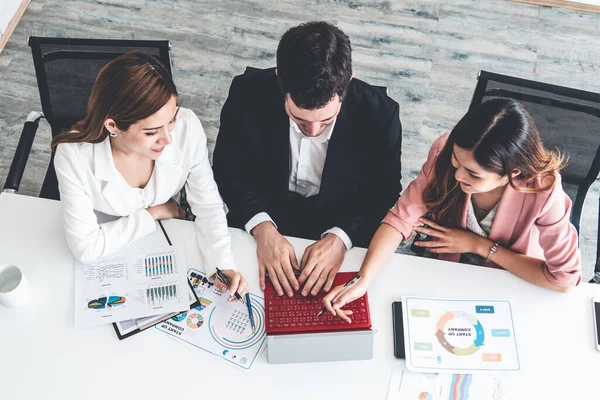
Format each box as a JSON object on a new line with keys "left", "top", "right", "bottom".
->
{"left": 402, "top": 297, "right": 520, "bottom": 373}
{"left": 387, "top": 365, "right": 506, "bottom": 400}
{"left": 74, "top": 228, "right": 189, "bottom": 328}
{"left": 87, "top": 295, "right": 126, "bottom": 309}
{"left": 156, "top": 269, "right": 267, "bottom": 371}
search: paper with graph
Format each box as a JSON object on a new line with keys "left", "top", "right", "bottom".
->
{"left": 74, "top": 230, "right": 189, "bottom": 328}
{"left": 387, "top": 366, "right": 506, "bottom": 400}
{"left": 155, "top": 268, "right": 267, "bottom": 371}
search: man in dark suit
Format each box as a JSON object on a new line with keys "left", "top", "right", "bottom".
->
{"left": 213, "top": 21, "right": 402, "bottom": 298}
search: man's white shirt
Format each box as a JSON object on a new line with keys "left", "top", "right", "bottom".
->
{"left": 244, "top": 118, "right": 353, "bottom": 249}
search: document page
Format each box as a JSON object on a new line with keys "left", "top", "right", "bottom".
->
{"left": 74, "top": 229, "right": 189, "bottom": 328}
{"left": 402, "top": 297, "right": 520, "bottom": 374}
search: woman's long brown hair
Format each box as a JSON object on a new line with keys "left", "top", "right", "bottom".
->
{"left": 422, "top": 98, "right": 567, "bottom": 228}
{"left": 50, "top": 50, "right": 178, "bottom": 151}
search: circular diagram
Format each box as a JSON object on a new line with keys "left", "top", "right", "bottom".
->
{"left": 436, "top": 311, "right": 485, "bottom": 356}
{"left": 208, "top": 295, "right": 266, "bottom": 350}
{"left": 187, "top": 312, "right": 204, "bottom": 329}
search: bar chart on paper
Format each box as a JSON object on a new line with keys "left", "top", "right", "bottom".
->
{"left": 74, "top": 230, "right": 190, "bottom": 328}
{"left": 146, "top": 283, "right": 179, "bottom": 306}
{"left": 144, "top": 254, "right": 176, "bottom": 277}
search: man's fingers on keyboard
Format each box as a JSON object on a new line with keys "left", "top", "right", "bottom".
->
{"left": 300, "top": 246, "right": 311, "bottom": 269}
{"left": 298, "top": 255, "right": 315, "bottom": 285}
{"left": 310, "top": 269, "right": 328, "bottom": 296}
{"left": 267, "top": 265, "right": 284, "bottom": 296}
{"left": 275, "top": 263, "right": 294, "bottom": 297}
{"left": 290, "top": 252, "right": 301, "bottom": 271}
{"left": 324, "top": 270, "right": 336, "bottom": 292}
{"left": 282, "top": 262, "right": 299, "bottom": 291}
{"left": 302, "top": 266, "right": 322, "bottom": 296}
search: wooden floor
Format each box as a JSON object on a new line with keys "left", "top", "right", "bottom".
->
{"left": 0, "top": 0, "right": 598, "bottom": 279}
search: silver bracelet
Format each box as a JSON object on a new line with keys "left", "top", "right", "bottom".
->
{"left": 485, "top": 241, "right": 500, "bottom": 263}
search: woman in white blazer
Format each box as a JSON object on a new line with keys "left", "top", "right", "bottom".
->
{"left": 52, "top": 51, "right": 247, "bottom": 297}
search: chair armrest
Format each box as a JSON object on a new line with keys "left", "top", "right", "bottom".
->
{"left": 3, "top": 112, "right": 44, "bottom": 193}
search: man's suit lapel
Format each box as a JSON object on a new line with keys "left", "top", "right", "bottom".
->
{"left": 268, "top": 88, "right": 292, "bottom": 192}
{"left": 320, "top": 104, "right": 353, "bottom": 204}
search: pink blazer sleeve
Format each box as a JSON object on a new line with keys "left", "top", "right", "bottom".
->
{"left": 536, "top": 174, "right": 582, "bottom": 287}
{"left": 382, "top": 132, "right": 450, "bottom": 240}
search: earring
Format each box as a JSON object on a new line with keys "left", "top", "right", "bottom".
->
{"left": 110, "top": 131, "right": 117, "bottom": 137}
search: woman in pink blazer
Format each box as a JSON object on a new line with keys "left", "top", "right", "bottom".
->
{"left": 323, "top": 98, "right": 582, "bottom": 320}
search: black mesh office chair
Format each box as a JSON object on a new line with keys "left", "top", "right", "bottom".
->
{"left": 469, "top": 71, "right": 600, "bottom": 283}
{"left": 3, "top": 37, "right": 172, "bottom": 200}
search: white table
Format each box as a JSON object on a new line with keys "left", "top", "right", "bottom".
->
{"left": 0, "top": 192, "right": 598, "bottom": 399}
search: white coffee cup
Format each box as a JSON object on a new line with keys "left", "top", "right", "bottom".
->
{"left": 0, "top": 264, "right": 31, "bottom": 307}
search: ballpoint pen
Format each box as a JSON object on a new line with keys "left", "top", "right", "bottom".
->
{"left": 316, "top": 274, "right": 362, "bottom": 317}
{"left": 245, "top": 292, "right": 256, "bottom": 333}
{"left": 215, "top": 267, "right": 245, "bottom": 304}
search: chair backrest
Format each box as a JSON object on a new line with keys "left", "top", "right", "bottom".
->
{"left": 469, "top": 71, "right": 600, "bottom": 235}
{"left": 27, "top": 37, "right": 172, "bottom": 200}
{"left": 29, "top": 37, "right": 172, "bottom": 137}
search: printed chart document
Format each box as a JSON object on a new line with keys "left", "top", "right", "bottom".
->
{"left": 387, "top": 364, "right": 506, "bottom": 400}
{"left": 74, "top": 229, "right": 189, "bottom": 328}
{"left": 156, "top": 268, "right": 267, "bottom": 371}
{"left": 113, "top": 281, "right": 199, "bottom": 339}
{"left": 402, "top": 297, "right": 519, "bottom": 374}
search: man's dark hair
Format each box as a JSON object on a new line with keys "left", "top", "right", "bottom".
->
{"left": 276, "top": 21, "right": 352, "bottom": 110}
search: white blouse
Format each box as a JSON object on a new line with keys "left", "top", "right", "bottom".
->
{"left": 460, "top": 200, "right": 500, "bottom": 266}
{"left": 54, "top": 107, "right": 235, "bottom": 277}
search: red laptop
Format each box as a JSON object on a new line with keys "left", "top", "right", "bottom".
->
{"left": 264, "top": 272, "right": 372, "bottom": 335}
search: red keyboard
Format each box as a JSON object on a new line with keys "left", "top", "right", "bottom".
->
{"left": 264, "top": 272, "right": 372, "bottom": 334}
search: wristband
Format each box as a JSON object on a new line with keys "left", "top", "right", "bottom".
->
{"left": 485, "top": 241, "right": 500, "bottom": 263}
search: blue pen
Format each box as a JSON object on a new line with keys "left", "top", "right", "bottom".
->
{"left": 169, "top": 255, "right": 173, "bottom": 274}
{"left": 245, "top": 293, "right": 256, "bottom": 333}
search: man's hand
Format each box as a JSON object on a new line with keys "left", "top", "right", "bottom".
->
{"left": 252, "top": 221, "right": 300, "bottom": 297}
{"left": 298, "top": 233, "right": 346, "bottom": 296}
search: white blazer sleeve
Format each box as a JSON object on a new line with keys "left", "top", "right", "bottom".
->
{"left": 55, "top": 144, "right": 157, "bottom": 264}
{"left": 184, "top": 112, "right": 237, "bottom": 278}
